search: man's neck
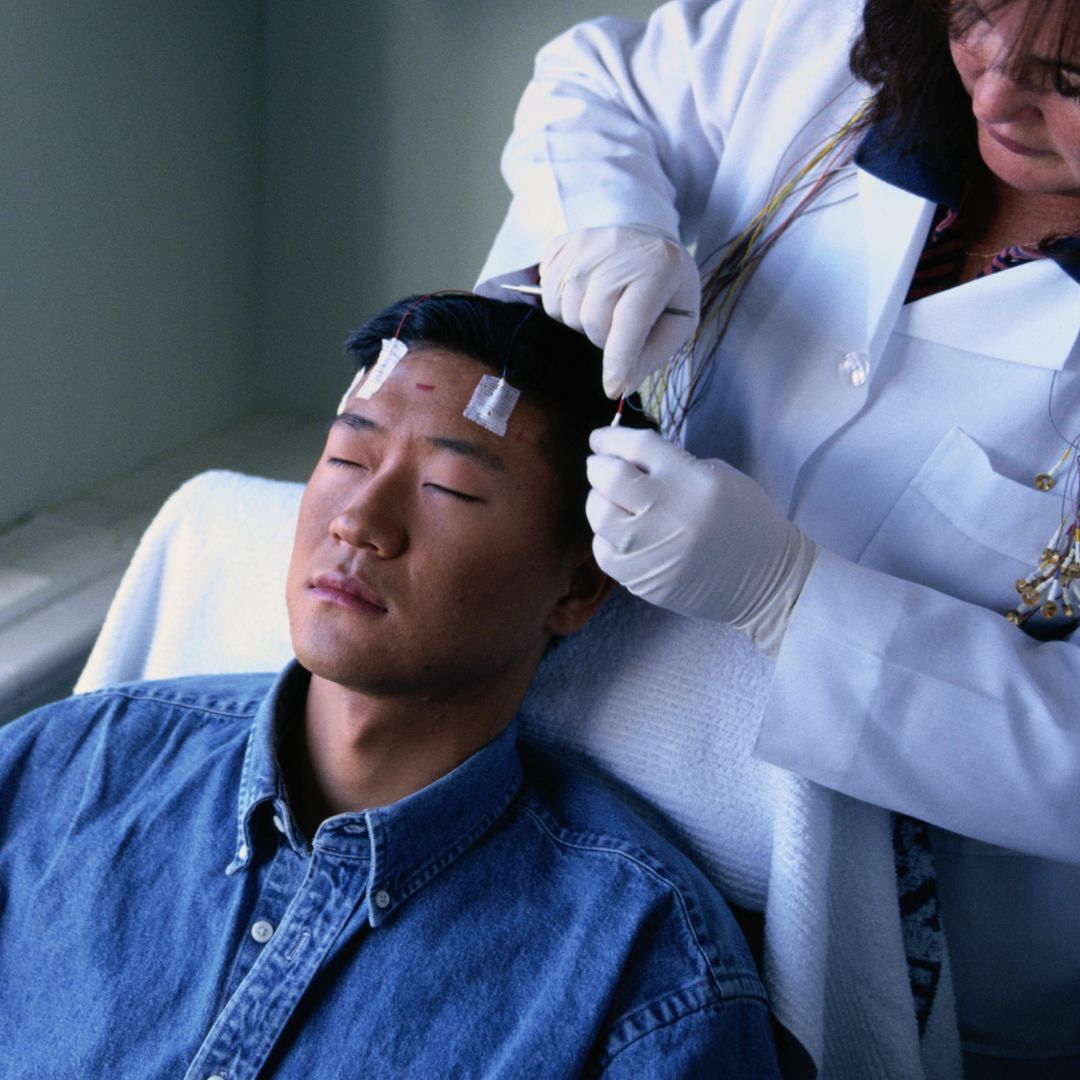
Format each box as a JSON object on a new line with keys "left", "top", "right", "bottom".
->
{"left": 285, "top": 674, "right": 520, "bottom": 840}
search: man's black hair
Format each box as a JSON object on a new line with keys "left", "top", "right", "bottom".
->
{"left": 345, "top": 293, "right": 657, "bottom": 547}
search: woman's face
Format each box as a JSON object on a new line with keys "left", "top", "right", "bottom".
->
{"left": 949, "top": 1, "right": 1080, "bottom": 196}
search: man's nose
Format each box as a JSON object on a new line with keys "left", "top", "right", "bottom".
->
{"left": 329, "top": 475, "right": 408, "bottom": 557}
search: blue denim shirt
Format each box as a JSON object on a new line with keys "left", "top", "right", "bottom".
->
{"left": 0, "top": 663, "right": 777, "bottom": 1078}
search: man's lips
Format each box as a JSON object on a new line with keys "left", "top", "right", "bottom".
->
{"left": 310, "top": 572, "right": 389, "bottom": 614}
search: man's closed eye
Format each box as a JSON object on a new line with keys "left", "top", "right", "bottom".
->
{"left": 424, "top": 483, "right": 483, "bottom": 503}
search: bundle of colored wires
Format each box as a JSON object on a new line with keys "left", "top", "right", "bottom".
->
{"left": 643, "top": 102, "right": 871, "bottom": 437}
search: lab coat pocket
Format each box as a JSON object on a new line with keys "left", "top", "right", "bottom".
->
{"left": 858, "top": 427, "right": 1055, "bottom": 612}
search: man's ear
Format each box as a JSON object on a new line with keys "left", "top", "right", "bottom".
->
{"left": 546, "top": 545, "right": 616, "bottom": 638}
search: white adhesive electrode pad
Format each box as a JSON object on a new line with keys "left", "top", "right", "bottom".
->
{"left": 336, "top": 338, "right": 409, "bottom": 415}
{"left": 357, "top": 338, "right": 409, "bottom": 400}
{"left": 336, "top": 369, "right": 366, "bottom": 415}
{"left": 463, "top": 375, "right": 521, "bottom": 436}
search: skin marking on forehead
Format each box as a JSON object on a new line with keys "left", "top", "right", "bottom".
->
{"left": 337, "top": 349, "right": 544, "bottom": 451}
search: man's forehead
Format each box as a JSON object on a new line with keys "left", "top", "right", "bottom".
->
{"left": 334, "top": 348, "right": 551, "bottom": 468}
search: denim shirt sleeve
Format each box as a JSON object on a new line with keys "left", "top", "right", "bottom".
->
{"left": 593, "top": 995, "right": 779, "bottom": 1078}
{"left": 0, "top": 693, "right": 100, "bottom": 831}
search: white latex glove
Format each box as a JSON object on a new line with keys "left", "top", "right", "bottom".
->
{"left": 539, "top": 226, "right": 701, "bottom": 399}
{"left": 586, "top": 426, "right": 818, "bottom": 657}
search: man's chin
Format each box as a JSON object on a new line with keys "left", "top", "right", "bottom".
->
{"left": 293, "top": 641, "right": 430, "bottom": 700}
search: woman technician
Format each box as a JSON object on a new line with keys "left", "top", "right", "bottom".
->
{"left": 479, "top": 0, "right": 1080, "bottom": 1074}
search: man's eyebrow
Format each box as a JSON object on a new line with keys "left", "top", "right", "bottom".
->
{"left": 425, "top": 436, "right": 506, "bottom": 474}
{"left": 332, "top": 412, "right": 384, "bottom": 435}
{"left": 331, "top": 414, "right": 507, "bottom": 473}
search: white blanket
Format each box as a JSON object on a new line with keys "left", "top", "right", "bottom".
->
{"left": 77, "top": 470, "right": 959, "bottom": 1078}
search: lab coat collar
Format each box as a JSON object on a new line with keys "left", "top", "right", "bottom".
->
{"left": 893, "top": 258, "right": 1080, "bottom": 371}
{"left": 855, "top": 120, "right": 1080, "bottom": 286}
{"left": 857, "top": 167, "right": 936, "bottom": 364}
{"left": 1051, "top": 237, "right": 1080, "bottom": 283}
{"left": 857, "top": 163, "right": 1080, "bottom": 371}
{"left": 854, "top": 122, "right": 963, "bottom": 208}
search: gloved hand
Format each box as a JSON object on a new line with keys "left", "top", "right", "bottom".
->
{"left": 586, "top": 426, "right": 818, "bottom": 656}
{"left": 539, "top": 226, "right": 701, "bottom": 399}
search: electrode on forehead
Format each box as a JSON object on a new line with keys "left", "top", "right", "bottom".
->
{"left": 357, "top": 338, "right": 409, "bottom": 400}
{"left": 336, "top": 369, "right": 366, "bottom": 415}
{"left": 336, "top": 338, "right": 409, "bottom": 415}
{"left": 463, "top": 374, "right": 521, "bottom": 437}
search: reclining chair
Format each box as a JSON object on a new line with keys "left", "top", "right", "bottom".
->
{"left": 76, "top": 468, "right": 956, "bottom": 1078}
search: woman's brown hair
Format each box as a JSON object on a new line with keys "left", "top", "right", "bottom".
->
{"left": 850, "top": 0, "right": 1080, "bottom": 175}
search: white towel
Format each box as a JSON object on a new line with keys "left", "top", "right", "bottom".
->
{"left": 77, "top": 469, "right": 960, "bottom": 1079}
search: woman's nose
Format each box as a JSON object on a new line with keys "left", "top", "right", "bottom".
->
{"left": 329, "top": 476, "right": 408, "bottom": 557}
{"left": 971, "top": 65, "right": 1041, "bottom": 124}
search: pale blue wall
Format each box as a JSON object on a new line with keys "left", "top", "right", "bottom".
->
{"left": 2, "top": 0, "right": 656, "bottom": 529}
{"left": 255, "top": 0, "right": 656, "bottom": 418}
{"left": 255, "top": 1, "right": 387, "bottom": 421}
{"left": 0, "top": 1, "right": 261, "bottom": 529}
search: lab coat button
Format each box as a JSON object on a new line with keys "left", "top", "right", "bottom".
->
{"left": 839, "top": 351, "right": 870, "bottom": 387}
{"left": 251, "top": 920, "right": 274, "bottom": 944}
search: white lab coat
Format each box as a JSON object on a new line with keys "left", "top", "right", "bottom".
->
{"left": 479, "top": 0, "right": 1080, "bottom": 1069}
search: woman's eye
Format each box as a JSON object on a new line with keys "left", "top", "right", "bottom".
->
{"left": 1056, "top": 71, "right": 1080, "bottom": 99}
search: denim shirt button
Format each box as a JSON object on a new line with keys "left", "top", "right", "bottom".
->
{"left": 374, "top": 890, "right": 391, "bottom": 910}
{"left": 207, "top": 1075, "right": 227, "bottom": 1080}
{"left": 272, "top": 814, "right": 286, "bottom": 833}
{"left": 251, "top": 920, "right": 274, "bottom": 944}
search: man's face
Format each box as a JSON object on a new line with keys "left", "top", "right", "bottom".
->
{"left": 287, "top": 346, "right": 588, "bottom": 698}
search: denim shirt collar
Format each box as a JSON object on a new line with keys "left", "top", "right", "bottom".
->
{"left": 226, "top": 661, "right": 523, "bottom": 927}
{"left": 855, "top": 121, "right": 1080, "bottom": 283}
